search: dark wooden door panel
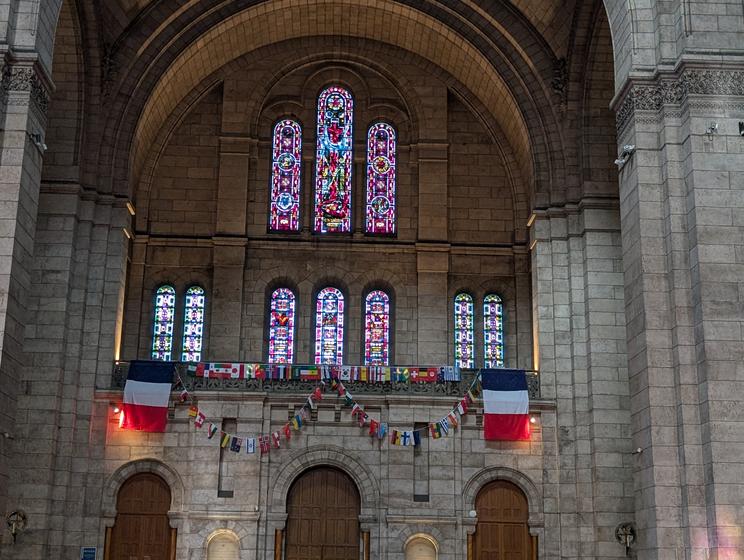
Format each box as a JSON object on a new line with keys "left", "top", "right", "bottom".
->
{"left": 286, "top": 467, "right": 360, "bottom": 560}
{"left": 475, "top": 481, "right": 531, "bottom": 560}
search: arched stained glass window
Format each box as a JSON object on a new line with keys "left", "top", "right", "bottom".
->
{"left": 269, "top": 119, "right": 302, "bottom": 231}
{"left": 314, "top": 287, "right": 344, "bottom": 364}
{"left": 364, "top": 290, "right": 390, "bottom": 365}
{"left": 454, "top": 293, "right": 474, "bottom": 368}
{"left": 181, "top": 286, "right": 205, "bottom": 362}
{"left": 365, "top": 123, "right": 397, "bottom": 235}
{"left": 483, "top": 294, "right": 504, "bottom": 368}
{"left": 151, "top": 285, "right": 176, "bottom": 361}
{"left": 314, "top": 86, "right": 353, "bottom": 233}
{"left": 268, "top": 288, "right": 296, "bottom": 364}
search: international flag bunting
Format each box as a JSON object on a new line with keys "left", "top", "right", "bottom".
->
{"left": 196, "top": 362, "right": 246, "bottom": 379}
{"left": 430, "top": 422, "right": 442, "bottom": 439}
{"left": 457, "top": 398, "right": 469, "bottom": 416}
{"left": 298, "top": 366, "right": 320, "bottom": 380}
{"left": 194, "top": 411, "right": 206, "bottom": 428}
{"left": 188, "top": 406, "right": 198, "bottom": 417}
{"left": 412, "top": 368, "right": 439, "bottom": 383}
{"left": 230, "top": 436, "right": 242, "bottom": 452}
{"left": 179, "top": 389, "right": 189, "bottom": 402}
{"left": 390, "top": 430, "right": 400, "bottom": 445}
{"left": 440, "top": 417, "right": 450, "bottom": 435}
{"left": 246, "top": 438, "right": 256, "bottom": 454}
{"left": 447, "top": 412, "right": 459, "bottom": 428}
{"left": 259, "top": 435, "right": 270, "bottom": 454}
{"left": 413, "top": 431, "right": 421, "bottom": 447}
{"left": 482, "top": 369, "right": 530, "bottom": 441}
{"left": 207, "top": 423, "right": 218, "bottom": 439}
{"left": 283, "top": 423, "right": 291, "bottom": 440}
{"left": 378, "top": 423, "right": 387, "bottom": 440}
{"left": 271, "top": 431, "right": 281, "bottom": 449}
{"left": 369, "top": 419, "right": 379, "bottom": 436}
{"left": 121, "top": 361, "right": 174, "bottom": 432}
{"left": 312, "top": 387, "right": 323, "bottom": 401}
{"left": 291, "top": 415, "right": 302, "bottom": 430}
{"left": 220, "top": 432, "right": 230, "bottom": 448}
{"left": 400, "top": 431, "right": 412, "bottom": 446}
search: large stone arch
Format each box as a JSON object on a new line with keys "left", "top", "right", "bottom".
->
{"left": 92, "top": 0, "right": 563, "bottom": 211}
{"left": 462, "top": 466, "right": 542, "bottom": 530}
{"left": 269, "top": 445, "right": 380, "bottom": 515}
{"left": 101, "top": 458, "right": 186, "bottom": 519}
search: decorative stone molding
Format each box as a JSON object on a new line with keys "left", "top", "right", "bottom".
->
{"left": 269, "top": 445, "right": 380, "bottom": 513}
{"left": 1, "top": 63, "right": 51, "bottom": 115}
{"left": 462, "top": 466, "right": 542, "bottom": 530}
{"left": 614, "top": 69, "right": 744, "bottom": 134}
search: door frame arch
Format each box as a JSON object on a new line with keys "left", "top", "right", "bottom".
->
{"left": 462, "top": 467, "right": 543, "bottom": 559}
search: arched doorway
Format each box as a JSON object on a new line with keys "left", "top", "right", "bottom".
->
{"left": 108, "top": 473, "right": 174, "bottom": 560}
{"left": 474, "top": 480, "right": 532, "bottom": 560}
{"left": 285, "top": 466, "right": 360, "bottom": 560}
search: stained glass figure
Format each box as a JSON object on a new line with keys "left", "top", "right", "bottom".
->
{"left": 151, "top": 285, "right": 176, "bottom": 361}
{"left": 269, "top": 119, "right": 302, "bottom": 231}
{"left": 314, "top": 287, "right": 344, "bottom": 364}
{"left": 483, "top": 294, "right": 504, "bottom": 368}
{"left": 365, "top": 123, "right": 396, "bottom": 235}
{"left": 268, "top": 288, "right": 296, "bottom": 364}
{"left": 314, "top": 86, "right": 353, "bottom": 233}
{"left": 364, "top": 290, "right": 390, "bottom": 365}
{"left": 454, "top": 293, "right": 474, "bottom": 368}
{"left": 181, "top": 286, "right": 205, "bottom": 362}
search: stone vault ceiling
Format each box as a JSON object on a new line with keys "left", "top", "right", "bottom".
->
{"left": 104, "top": 0, "right": 574, "bottom": 57}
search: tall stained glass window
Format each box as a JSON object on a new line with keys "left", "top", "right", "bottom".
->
{"left": 269, "top": 119, "right": 302, "bottom": 231}
{"left": 268, "top": 288, "right": 296, "bottom": 364}
{"left": 314, "top": 86, "right": 353, "bottom": 233}
{"left": 364, "top": 290, "right": 390, "bottom": 365}
{"left": 181, "top": 286, "right": 205, "bottom": 362}
{"left": 314, "top": 287, "right": 344, "bottom": 364}
{"left": 365, "top": 123, "right": 397, "bottom": 235}
{"left": 152, "top": 285, "right": 176, "bottom": 361}
{"left": 483, "top": 294, "right": 504, "bottom": 368}
{"left": 454, "top": 293, "right": 474, "bottom": 368}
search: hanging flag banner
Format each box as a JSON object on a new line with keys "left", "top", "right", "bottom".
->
{"left": 121, "top": 361, "right": 174, "bottom": 432}
{"left": 482, "top": 369, "right": 530, "bottom": 441}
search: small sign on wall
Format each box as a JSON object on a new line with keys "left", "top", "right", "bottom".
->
{"left": 80, "top": 547, "right": 96, "bottom": 560}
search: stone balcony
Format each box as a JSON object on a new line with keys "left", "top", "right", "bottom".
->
{"left": 111, "top": 362, "right": 541, "bottom": 400}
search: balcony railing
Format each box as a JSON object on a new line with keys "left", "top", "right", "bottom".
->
{"left": 111, "top": 362, "right": 541, "bottom": 400}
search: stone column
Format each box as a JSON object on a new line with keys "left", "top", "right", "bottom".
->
{"left": 531, "top": 203, "right": 632, "bottom": 560}
{"left": 216, "top": 136, "right": 253, "bottom": 236}
{"left": 613, "top": 68, "right": 744, "bottom": 559}
{"left": 210, "top": 240, "right": 246, "bottom": 358}
{"left": 0, "top": 59, "right": 51, "bottom": 530}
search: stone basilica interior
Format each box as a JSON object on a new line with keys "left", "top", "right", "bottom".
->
{"left": 0, "top": 1, "right": 742, "bottom": 559}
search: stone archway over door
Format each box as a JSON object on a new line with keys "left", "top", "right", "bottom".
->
{"left": 475, "top": 480, "right": 532, "bottom": 560}
{"left": 285, "top": 466, "right": 361, "bottom": 560}
{"left": 108, "top": 473, "right": 175, "bottom": 560}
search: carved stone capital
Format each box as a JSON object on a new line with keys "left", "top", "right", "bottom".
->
{"left": 1, "top": 63, "right": 51, "bottom": 116}
{"left": 615, "top": 68, "right": 744, "bottom": 134}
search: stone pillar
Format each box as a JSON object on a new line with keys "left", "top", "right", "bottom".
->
{"left": 216, "top": 136, "right": 253, "bottom": 236}
{"left": 210, "top": 240, "right": 246, "bottom": 358}
{"left": 0, "top": 59, "right": 51, "bottom": 530}
{"left": 416, "top": 246, "right": 448, "bottom": 365}
{"left": 531, "top": 203, "right": 632, "bottom": 560}
{"left": 612, "top": 68, "right": 744, "bottom": 559}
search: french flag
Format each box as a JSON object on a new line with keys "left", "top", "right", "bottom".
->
{"left": 482, "top": 369, "right": 530, "bottom": 441}
{"left": 121, "top": 361, "right": 174, "bottom": 432}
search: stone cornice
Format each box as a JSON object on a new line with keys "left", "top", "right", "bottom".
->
{"left": 613, "top": 68, "right": 744, "bottom": 135}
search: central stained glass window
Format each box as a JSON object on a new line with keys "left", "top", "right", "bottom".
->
{"left": 314, "top": 86, "right": 354, "bottom": 233}
{"left": 268, "top": 288, "right": 296, "bottom": 364}
{"left": 365, "top": 123, "right": 397, "bottom": 235}
{"left": 151, "top": 285, "right": 176, "bottom": 361}
{"left": 181, "top": 286, "right": 205, "bottom": 362}
{"left": 454, "top": 293, "right": 474, "bottom": 368}
{"left": 314, "top": 287, "right": 344, "bottom": 364}
{"left": 364, "top": 290, "right": 390, "bottom": 365}
{"left": 269, "top": 119, "right": 302, "bottom": 231}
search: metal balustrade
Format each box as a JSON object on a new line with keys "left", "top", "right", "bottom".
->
{"left": 111, "top": 362, "right": 541, "bottom": 400}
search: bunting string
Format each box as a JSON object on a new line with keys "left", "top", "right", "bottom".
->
{"left": 175, "top": 369, "right": 482, "bottom": 454}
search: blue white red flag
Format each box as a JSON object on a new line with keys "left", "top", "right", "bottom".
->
{"left": 482, "top": 369, "right": 530, "bottom": 441}
{"left": 122, "top": 361, "right": 173, "bottom": 432}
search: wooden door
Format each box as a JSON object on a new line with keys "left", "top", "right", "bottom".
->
{"left": 475, "top": 481, "right": 531, "bottom": 560}
{"left": 109, "top": 473, "right": 173, "bottom": 560}
{"left": 285, "top": 467, "right": 360, "bottom": 560}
